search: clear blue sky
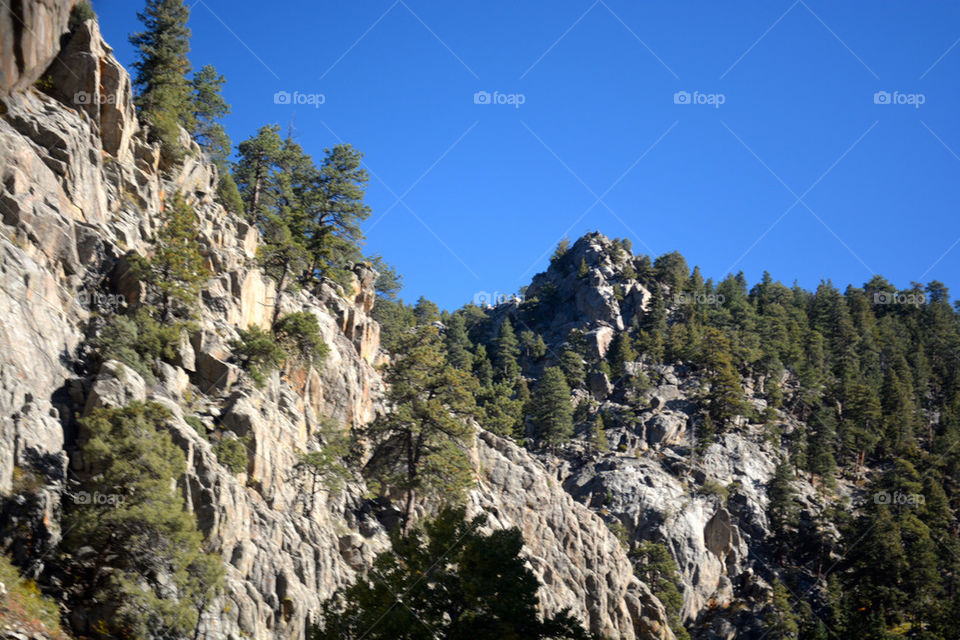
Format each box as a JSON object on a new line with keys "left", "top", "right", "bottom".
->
{"left": 94, "top": 0, "right": 960, "bottom": 310}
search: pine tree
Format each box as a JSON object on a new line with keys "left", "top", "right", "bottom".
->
{"left": 608, "top": 331, "right": 636, "bottom": 378}
{"left": 494, "top": 318, "right": 521, "bottom": 381}
{"left": 559, "top": 347, "right": 586, "bottom": 389}
{"left": 764, "top": 579, "right": 800, "bottom": 639}
{"left": 473, "top": 344, "right": 494, "bottom": 387}
{"left": 189, "top": 65, "right": 243, "bottom": 214}
{"left": 444, "top": 314, "right": 474, "bottom": 370}
{"left": 234, "top": 124, "right": 284, "bottom": 221}
{"left": 702, "top": 328, "right": 747, "bottom": 429}
{"left": 303, "top": 144, "right": 372, "bottom": 280}
{"left": 530, "top": 367, "right": 574, "bottom": 445}
{"left": 312, "top": 507, "right": 591, "bottom": 639}
{"left": 807, "top": 404, "right": 839, "bottom": 485}
{"left": 189, "top": 64, "right": 230, "bottom": 166}
{"left": 129, "top": 0, "right": 193, "bottom": 162}
{"left": 577, "top": 257, "right": 589, "bottom": 278}
{"left": 64, "top": 402, "right": 223, "bottom": 638}
{"left": 366, "top": 326, "right": 478, "bottom": 533}
{"left": 768, "top": 462, "right": 799, "bottom": 558}
{"left": 520, "top": 329, "right": 547, "bottom": 360}
{"left": 130, "top": 191, "right": 209, "bottom": 322}
{"left": 590, "top": 413, "right": 608, "bottom": 451}
{"left": 257, "top": 216, "right": 309, "bottom": 324}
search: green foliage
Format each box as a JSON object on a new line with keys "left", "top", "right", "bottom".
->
{"left": 312, "top": 507, "right": 592, "bottom": 640}
{"left": 234, "top": 128, "right": 371, "bottom": 288}
{"left": 257, "top": 215, "right": 310, "bottom": 324}
{"left": 129, "top": 0, "right": 193, "bottom": 163}
{"left": 371, "top": 297, "right": 416, "bottom": 353}
{"left": 63, "top": 402, "right": 224, "bottom": 638}
{"left": 630, "top": 542, "right": 689, "bottom": 640}
{"left": 185, "top": 414, "right": 207, "bottom": 440}
{"left": 608, "top": 331, "right": 636, "bottom": 379}
{"left": 494, "top": 318, "right": 521, "bottom": 381}
{"left": 559, "top": 347, "right": 586, "bottom": 389}
{"left": 530, "top": 367, "right": 574, "bottom": 445}
{"left": 189, "top": 64, "right": 231, "bottom": 166}
{"left": 577, "top": 257, "right": 589, "bottom": 278}
{"left": 69, "top": 1, "right": 97, "bottom": 29}
{"left": 214, "top": 435, "right": 248, "bottom": 474}
{"left": 551, "top": 237, "right": 570, "bottom": 264}
{"left": 767, "top": 462, "right": 799, "bottom": 558}
{"left": 763, "top": 578, "right": 800, "bottom": 639}
{"left": 92, "top": 308, "right": 185, "bottom": 381}
{"left": 296, "top": 422, "right": 351, "bottom": 497}
{"left": 368, "top": 254, "right": 403, "bottom": 301}
{"left": 274, "top": 311, "right": 328, "bottom": 366}
{"left": 0, "top": 555, "right": 62, "bottom": 634}
{"left": 216, "top": 172, "right": 244, "bottom": 214}
{"left": 130, "top": 191, "right": 209, "bottom": 321}
{"left": 366, "top": 326, "right": 478, "bottom": 532}
{"left": 230, "top": 325, "right": 285, "bottom": 386}
{"left": 444, "top": 313, "right": 474, "bottom": 370}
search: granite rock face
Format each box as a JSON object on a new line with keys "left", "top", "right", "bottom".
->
{"left": 0, "top": 7, "right": 675, "bottom": 639}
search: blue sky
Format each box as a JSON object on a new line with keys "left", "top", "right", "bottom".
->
{"left": 94, "top": 0, "right": 960, "bottom": 309}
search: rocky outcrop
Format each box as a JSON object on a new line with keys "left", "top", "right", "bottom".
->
{"left": 471, "top": 431, "right": 674, "bottom": 640}
{"left": 0, "top": 0, "right": 72, "bottom": 97}
{"left": 524, "top": 233, "right": 651, "bottom": 341}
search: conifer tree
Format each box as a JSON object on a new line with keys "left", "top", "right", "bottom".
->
{"left": 530, "top": 367, "right": 574, "bottom": 445}
{"left": 64, "top": 402, "right": 223, "bottom": 638}
{"left": 131, "top": 191, "right": 208, "bottom": 322}
{"left": 494, "top": 318, "right": 521, "bottom": 381}
{"left": 129, "top": 0, "right": 193, "bottom": 162}
{"left": 768, "top": 461, "right": 799, "bottom": 558}
{"left": 189, "top": 64, "right": 230, "bottom": 165}
{"left": 807, "top": 404, "right": 839, "bottom": 485}
{"left": 608, "top": 331, "right": 637, "bottom": 378}
{"left": 366, "top": 326, "right": 478, "bottom": 533}
{"left": 444, "top": 313, "right": 474, "bottom": 370}
{"left": 234, "top": 124, "right": 284, "bottom": 221}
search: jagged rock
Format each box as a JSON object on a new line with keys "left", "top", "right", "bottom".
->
{"left": 83, "top": 360, "right": 146, "bottom": 415}
{"left": 45, "top": 19, "right": 137, "bottom": 161}
{"left": 0, "top": 0, "right": 72, "bottom": 97}
{"left": 588, "top": 370, "right": 614, "bottom": 400}
{"left": 193, "top": 352, "right": 239, "bottom": 394}
{"left": 471, "top": 431, "right": 674, "bottom": 640}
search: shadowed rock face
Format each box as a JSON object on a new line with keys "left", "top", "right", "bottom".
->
{"left": 0, "top": 0, "right": 72, "bottom": 97}
{"left": 0, "top": 5, "right": 675, "bottom": 639}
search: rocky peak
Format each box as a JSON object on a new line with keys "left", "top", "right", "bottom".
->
{"left": 515, "top": 233, "right": 650, "bottom": 358}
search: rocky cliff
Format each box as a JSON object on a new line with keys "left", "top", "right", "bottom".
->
{"left": 0, "top": 5, "right": 674, "bottom": 639}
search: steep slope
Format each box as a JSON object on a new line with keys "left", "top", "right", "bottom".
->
{"left": 0, "top": 7, "right": 673, "bottom": 640}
